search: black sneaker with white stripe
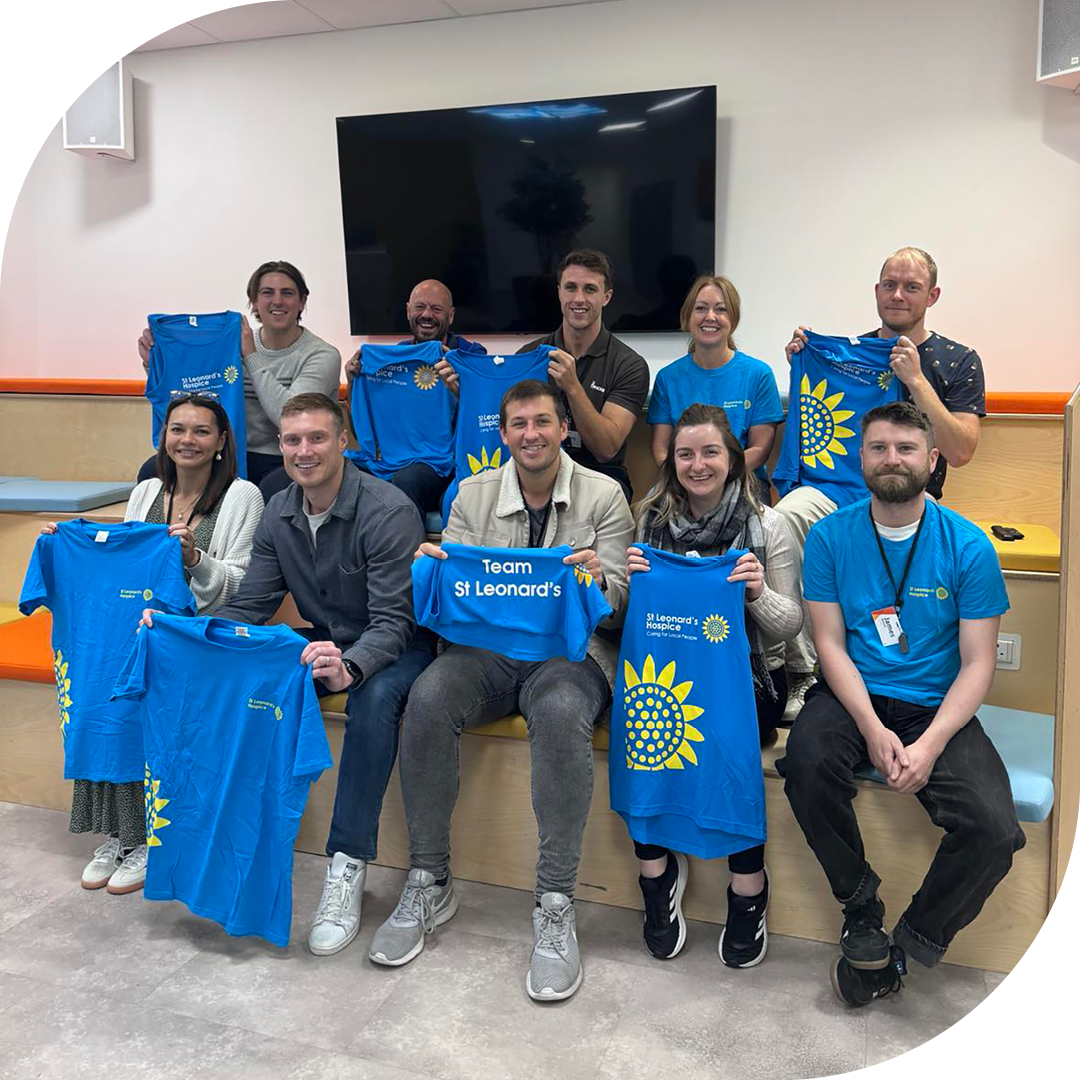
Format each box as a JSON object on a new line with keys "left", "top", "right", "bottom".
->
{"left": 719, "top": 866, "right": 769, "bottom": 968}
{"left": 638, "top": 851, "right": 688, "bottom": 960}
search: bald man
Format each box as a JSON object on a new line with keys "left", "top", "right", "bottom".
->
{"left": 344, "top": 279, "right": 486, "bottom": 517}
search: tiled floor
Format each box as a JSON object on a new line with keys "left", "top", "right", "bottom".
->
{"left": 0, "top": 800, "right": 1005, "bottom": 1079}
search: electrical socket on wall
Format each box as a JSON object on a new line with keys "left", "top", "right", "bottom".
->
{"left": 996, "top": 633, "right": 1022, "bottom": 670}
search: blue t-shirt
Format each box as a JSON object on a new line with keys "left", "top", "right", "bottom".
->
{"left": 609, "top": 546, "right": 765, "bottom": 859}
{"left": 146, "top": 312, "right": 247, "bottom": 478}
{"left": 113, "top": 614, "right": 332, "bottom": 948}
{"left": 19, "top": 520, "right": 195, "bottom": 783}
{"left": 647, "top": 351, "right": 783, "bottom": 484}
{"left": 803, "top": 499, "right": 1010, "bottom": 705}
{"left": 411, "top": 543, "right": 612, "bottom": 662}
{"left": 440, "top": 347, "right": 554, "bottom": 522}
{"left": 773, "top": 331, "right": 901, "bottom": 507}
{"left": 347, "top": 341, "right": 456, "bottom": 479}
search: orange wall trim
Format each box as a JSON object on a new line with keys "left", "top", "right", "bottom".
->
{"left": 984, "top": 392, "right": 1070, "bottom": 415}
{"left": 0, "top": 378, "right": 350, "bottom": 401}
{"left": 0, "top": 380, "right": 1068, "bottom": 415}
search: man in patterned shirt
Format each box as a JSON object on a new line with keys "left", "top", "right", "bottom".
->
{"left": 779, "top": 247, "right": 986, "bottom": 713}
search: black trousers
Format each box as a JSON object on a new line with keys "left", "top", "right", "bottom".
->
{"left": 780, "top": 681, "right": 1026, "bottom": 967}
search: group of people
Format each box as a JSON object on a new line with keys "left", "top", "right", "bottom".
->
{"left": 44, "top": 241, "right": 1024, "bottom": 1009}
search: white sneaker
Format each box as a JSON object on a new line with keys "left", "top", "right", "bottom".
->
{"left": 784, "top": 672, "right": 817, "bottom": 721}
{"left": 106, "top": 844, "right": 148, "bottom": 894}
{"left": 308, "top": 852, "right": 366, "bottom": 956}
{"left": 81, "top": 837, "right": 123, "bottom": 890}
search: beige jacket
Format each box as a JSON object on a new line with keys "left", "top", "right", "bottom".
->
{"left": 445, "top": 450, "right": 634, "bottom": 686}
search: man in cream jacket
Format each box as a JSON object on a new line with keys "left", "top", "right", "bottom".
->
{"left": 369, "top": 378, "right": 633, "bottom": 1003}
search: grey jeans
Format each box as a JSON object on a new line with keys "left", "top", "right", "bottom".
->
{"left": 399, "top": 644, "right": 610, "bottom": 900}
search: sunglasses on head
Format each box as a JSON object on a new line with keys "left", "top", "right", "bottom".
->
{"left": 169, "top": 390, "right": 221, "bottom": 403}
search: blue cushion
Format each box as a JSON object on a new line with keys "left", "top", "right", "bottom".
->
{"left": 855, "top": 704, "right": 1054, "bottom": 823}
{"left": 424, "top": 511, "right": 443, "bottom": 535}
{"left": 0, "top": 476, "right": 36, "bottom": 484}
{"left": 0, "top": 480, "right": 135, "bottom": 513}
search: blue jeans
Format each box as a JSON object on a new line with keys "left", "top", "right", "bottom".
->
{"left": 303, "top": 632, "right": 435, "bottom": 862}
{"left": 399, "top": 645, "right": 610, "bottom": 900}
{"left": 356, "top": 460, "right": 449, "bottom": 518}
{"left": 780, "top": 681, "right": 1026, "bottom": 967}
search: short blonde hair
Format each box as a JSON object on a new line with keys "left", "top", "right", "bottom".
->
{"left": 880, "top": 247, "right": 938, "bottom": 290}
{"left": 679, "top": 274, "right": 741, "bottom": 353}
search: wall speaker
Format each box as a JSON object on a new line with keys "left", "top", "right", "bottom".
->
{"left": 1038, "top": 0, "right": 1080, "bottom": 90}
{"left": 62, "top": 60, "right": 135, "bottom": 160}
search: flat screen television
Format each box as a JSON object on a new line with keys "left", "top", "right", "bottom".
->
{"left": 336, "top": 85, "right": 717, "bottom": 336}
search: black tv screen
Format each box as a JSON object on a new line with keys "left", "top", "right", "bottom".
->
{"left": 336, "top": 85, "right": 717, "bottom": 336}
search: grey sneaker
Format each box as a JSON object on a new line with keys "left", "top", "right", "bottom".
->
{"left": 308, "top": 852, "right": 366, "bottom": 956}
{"left": 783, "top": 672, "right": 816, "bottom": 721}
{"left": 82, "top": 836, "right": 123, "bottom": 890}
{"left": 527, "top": 892, "right": 582, "bottom": 1001}
{"left": 369, "top": 869, "right": 458, "bottom": 967}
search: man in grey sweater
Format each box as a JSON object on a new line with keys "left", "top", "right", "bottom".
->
{"left": 213, "top": 392, "right": 433, "bottom": 957}
{"left": 138, "top": 260, "right": 342, "bottom": 495}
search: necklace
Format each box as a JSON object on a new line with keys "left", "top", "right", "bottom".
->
{"left": 167, "top": 488, "right": 205, "bottom": 526}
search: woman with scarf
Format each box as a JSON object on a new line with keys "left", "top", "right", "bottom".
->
{"left": 624, "top": 403, "right": 802, "bottom": 968}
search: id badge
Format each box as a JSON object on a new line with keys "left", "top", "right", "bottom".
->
{"left": 871, "top": 606, "right": 904, "bottom": 648}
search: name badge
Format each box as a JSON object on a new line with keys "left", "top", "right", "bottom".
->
{"left": 871, "top": 606, "right": 905, "bottom": 648}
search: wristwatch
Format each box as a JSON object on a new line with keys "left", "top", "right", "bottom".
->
{"left": 341, "top": 658, "right": 363, "bottom": 690}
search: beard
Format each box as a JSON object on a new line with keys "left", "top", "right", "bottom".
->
{"left": 409, "top": 313, "right": 450, "bottom": 342}
{"left": 865, "top": 465, "right": 929, "bottom": 504}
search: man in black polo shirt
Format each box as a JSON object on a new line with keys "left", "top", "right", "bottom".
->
{"left": 779, "top": 246, "right": 986, "bottom": 713}
{"left": 519, "top": 249, "right": 649, "bottom": 501}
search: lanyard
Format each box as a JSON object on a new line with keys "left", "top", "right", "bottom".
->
{"left": 869, "top": 504, "right": 927, "bottom": 654}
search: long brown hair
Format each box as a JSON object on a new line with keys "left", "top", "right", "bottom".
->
{"left": 679, "top": 274, "right": 741, "bottom": 354}
{"left": 154, "top": 395, "right": 238, "bottom": 518}
{"left": 635, "top": 404, "right": 761, "bottom": 532}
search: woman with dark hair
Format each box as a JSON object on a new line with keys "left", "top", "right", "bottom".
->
{"left": 646, "top": 275, "right": 783, "bottom": 494}
{"left": 623, "top": 403, "right": 802, "bottom": 969}
{"left": 137, "top": 260, "right": 342, "bottom": 496}
{"left": 41, "top": 393, "right": 263, "bottom": 893}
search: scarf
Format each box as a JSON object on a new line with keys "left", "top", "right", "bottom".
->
{"left": 642, "top": 481, "right": 776, "bottom": 701}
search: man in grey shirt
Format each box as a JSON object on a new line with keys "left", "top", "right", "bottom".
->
{"left": 212, "top": 392, "right": 433, "bottom": 958}
{"left": 138, "top": 260, "right": 342, "bottom": 496}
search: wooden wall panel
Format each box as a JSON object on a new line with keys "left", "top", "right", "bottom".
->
{"left": 988, "top": 573, "right": 1059, "bottom": 716}
{"left": 1053, "top": 387, "right": 1080, "bottom": 895}
{"left": 0, "top": 394, "right": 150, "bottom": 481}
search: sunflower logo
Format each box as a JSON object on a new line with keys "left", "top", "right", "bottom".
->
{"left": 224, "top": 365, "right": 239, "bottom": 384}
{"left": 414, "top": 365, "right": 439, "bottom": 391}
{"left": 467, "top": 445, "right": 502, "bottom": 475}
{"left": 877, "top": 370, "right": 894, "bottom": 391}
{"left": 936, "top": 586, "right": 949, "bottom": 600}
{"left": 573, "top": 565, "right": 593, "bottom": 587}
{"left": 702, "top": 614, "right": 730, "bottom": 644}
{"left": 622, "top": 655, "right": 706, "bottom": 771}
{"left": 274, "top": 706, "right": 283, "bottom": 721}
{"left": 142, "top": 589, "right": 154, "bottom": 602}
{"left": 144, "top": 764, "right": 171, "bottom": 847}
{"left": 799, "top": 375, "right": 857, "bottom": 471}
{"left": 53, "top": 650, "right": 72, "bottom": 738}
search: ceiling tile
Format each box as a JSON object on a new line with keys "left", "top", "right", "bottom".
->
{"left": 445, "top": 0, "right": 594, "bottom": 13}
{"left": 296, "top": 0, "right": 458, "bottom": 29}
{"left": 189, "top": 2, "right": 334, "bottom": 43}
{"left": 133, "top": 23, "right": 223, "bottom": 52}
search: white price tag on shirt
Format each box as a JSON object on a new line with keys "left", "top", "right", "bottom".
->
{"left": 94, "top": 531, "right": 109, "bottom": 543}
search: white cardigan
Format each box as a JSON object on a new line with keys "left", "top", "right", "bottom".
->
{"left": 124, "top": 478, "right": 264, "bottom": 614}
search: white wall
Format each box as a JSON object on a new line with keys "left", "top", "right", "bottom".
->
{"left": 1, "top": 0, "right": 1078, "bottom": 390}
